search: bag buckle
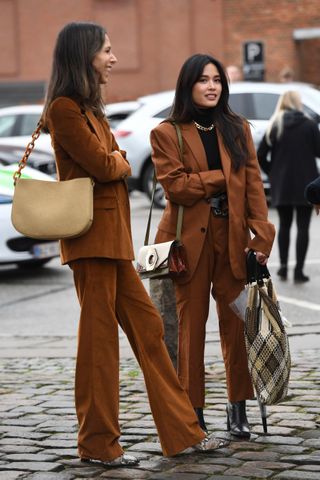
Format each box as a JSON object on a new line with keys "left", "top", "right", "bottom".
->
{"left": 145, "top": 247, "right": 159, "bottom": 271}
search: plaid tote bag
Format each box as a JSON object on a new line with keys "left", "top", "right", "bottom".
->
{"left": 244, "top": 251, "right": 291, "bottom": 406}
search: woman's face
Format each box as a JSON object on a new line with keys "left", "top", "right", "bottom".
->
{"left": 192, "top": 63, "right": 222, "bottom": 108}
{"left": 92, "top": 34, "right": 117, "bottom": 84}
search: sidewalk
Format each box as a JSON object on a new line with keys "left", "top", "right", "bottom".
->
{"left": 0, "top": 337, "right": 320, "bottom": 480}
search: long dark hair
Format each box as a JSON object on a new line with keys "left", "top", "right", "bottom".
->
{"left": 42, "top": 22, "right": 106, "bottom": 132}
{"left": 168, "top": 54, "right": 249, "bottom": 170}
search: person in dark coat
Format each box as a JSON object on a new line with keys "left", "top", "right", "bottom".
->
{"left": 258, "top": 90, "right": 320, "bottom": 283}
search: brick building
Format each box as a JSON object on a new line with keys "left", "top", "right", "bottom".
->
{"left": 0, "top": 0, "right": 319, "bottom": 106}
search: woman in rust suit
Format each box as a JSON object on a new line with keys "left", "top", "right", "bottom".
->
{"left": 151, "top": 54, "right": 275, "bottom": 438}
{"left": 41, "top": 24, "right": 228, "bottom": 469}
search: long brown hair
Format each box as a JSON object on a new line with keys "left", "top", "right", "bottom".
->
{"left": 42, "top": 22, "right": 106, "bottom": 132}
{"left": 168, "top": 54, "right": 249, "bottom": 171}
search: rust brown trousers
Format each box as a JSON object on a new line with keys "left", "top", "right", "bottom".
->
{"left": 175, "top": 213, "right": 253, "bottom": 407}
{"left": 150, "top": 121, "right": 275, "bottom": 409}
{"left": 47, "top": 97, "right": 205, "bottom": 461}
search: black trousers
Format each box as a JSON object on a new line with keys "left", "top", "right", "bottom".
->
{"left": 277, "top": 205, "right": 313, "bottom": 271}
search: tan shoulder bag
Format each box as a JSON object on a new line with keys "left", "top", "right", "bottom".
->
{"left": 11, "top": 122, "right": 94, "bottom": 240}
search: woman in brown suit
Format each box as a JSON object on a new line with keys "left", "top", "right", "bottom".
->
{"left": 151, "top": 54, "right": 275, "bottom": 438}
{"left": 41, "top": 23, "right": 228, "bottom": 469}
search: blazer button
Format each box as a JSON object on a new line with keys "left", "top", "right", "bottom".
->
{"left": 201, "top": 227, "right": 206, "bottom": 233}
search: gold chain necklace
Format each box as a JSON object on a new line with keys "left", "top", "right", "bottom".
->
{"left": 193, "top": 120, "right": 215, "bottom": 132}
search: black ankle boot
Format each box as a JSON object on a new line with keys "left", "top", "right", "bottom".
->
{"left": 194, "top": 407, "right": 208, "bottom": 433}
{"left": 226, "top": 400, "right": 250, "bottom": 439}
{"left": 294, "top": 269, "right": 309, "bottom": 283}
{"left": 277, "top": 265, "right": 287, "bottom": 280}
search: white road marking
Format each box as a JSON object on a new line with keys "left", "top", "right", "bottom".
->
{"left": 278, "top": 295, "right": 320, "bottom": 312}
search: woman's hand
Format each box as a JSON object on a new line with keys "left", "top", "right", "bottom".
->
{"left": 245, "top": 248, "right": 268, "bottom": 265}
{"left": 255, "top": 251, "right": 268, "bottom": 265}
{"left": 314, "top": 205, "right": 320, "bottom": 215}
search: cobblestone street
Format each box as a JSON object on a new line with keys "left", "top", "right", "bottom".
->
{"left": 1, "top": 349, "right": 320, "bottom": 479}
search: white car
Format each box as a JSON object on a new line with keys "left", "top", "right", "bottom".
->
{"left": 105, "top": 101, "right": 141, "bottom": 129}
{"left": 113, "top": 82, "right": 320, "bottom": 207}
{"left": 0, "top": 104, "right": 53, "bottom": 154}
{"left": 0, "top": 164, "right": 59, "bottom": 268}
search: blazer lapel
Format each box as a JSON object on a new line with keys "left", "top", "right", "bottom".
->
{"left": 180, "top": 123, "right": 208, "bottom": 171}
{"left": 216, "top": 128, "right": 231, "bottom": 184}
{"left": 85, "top": 109, "right": 103, "bottom": 142}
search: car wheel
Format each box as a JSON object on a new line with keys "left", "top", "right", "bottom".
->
{"left": 142, "top": 162, "right": 166, "bottom": 209}
{"left": 17, "top": 259, "right": 52, "bottom": 269}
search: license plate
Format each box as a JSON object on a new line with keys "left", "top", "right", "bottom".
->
{"left": 32, "top": 242, "right": 60, "bottom": 258}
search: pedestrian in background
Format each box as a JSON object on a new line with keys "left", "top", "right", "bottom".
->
{"left": 42, "top": 22, "right": 228, "bottom": 469}
{"left": 226, "top": 65, "right": 242, "bottom": 83}
{"left": 258, "top": 91, "right": 320, "bottom": 283}
{"left": 151, "top": 54, "right": 275, "bottom": 438}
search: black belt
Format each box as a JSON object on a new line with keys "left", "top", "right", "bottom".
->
{"left": 208, "top": 192, "right": 228, "bottom": 217}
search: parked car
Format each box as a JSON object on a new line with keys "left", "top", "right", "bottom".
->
{"left": 113, "top": 82, "right": 320, "bottom": 207}
{"left": 0, "top": 164, "right": 59, "bottom": 268}
{"left": 0, "top": 143, "right": 56, "bottom": 176}
{"left": 0, "top": 104, "right": 52, "bottom": 153}
{"left": 105, "top": 101, "right": 141, "bottom": 129}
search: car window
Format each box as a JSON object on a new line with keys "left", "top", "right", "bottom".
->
{"left": 20, "top": 114, "right": 40, "bottom": 136}
{"left": 154, "top": 106, "right": 172, "bottom": 119}
{"left": 229, "top": 93, "right": 279, "bottom": 120}
{"left": 0, "top": 115, "right": 16, "bottom": 137}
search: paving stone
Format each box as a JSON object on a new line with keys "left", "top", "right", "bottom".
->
{"left": 0, "top": 461, "right": 63, "bottom": 472}
{"left": 198, "top": 457, "right": 241, "bottom": 466}
{"left": 234, "top": 451, "right": 280, "bottom": 461}
{"left": 2, "top": 431, "right": 48, "bottom": 440}
{"left": 0, "top": 473, "right": 27, "bottom": 480}
{"left": 124, "top": 428, "right": 158, "bottom": 435}
{"left": 303, "top": 439, "right": 320, "bottom": 448}
{"left": 229, "top": 441, "right": 263, "bottom": 451}
{"left": 40, "top": 440, "right": 76, "bottom": 448}
{"left": 0, "top": 445, "right": 41, "bottom": 454}
{"left": 128, "top": 442, "right": 162, "bottom": 454}
{"left": 253, "top": 426, "right": 297, "bottom": 435}
{"left": 100, "top": 468, "right": 151, "bottom": 478}
{"left": 171, "top": 463, "right": 226, "bottom": 474}
{"left": 40, "top": 448, "right": 80, "bottom": 458}
{"left": 280, "top": 454, "right": 320, "bottom": 465}
{"left": 151, "top": 473, "right": 208, "bottom": 479}
{"left": 5, "top": 453, "right": 58, "bottom": 462}
{"left": 274, "top": 471, "right": 320, "bottom": 479}
{"left": 268, "top": 445, "right": 308, "bottom": 454}
{"left": 26, "top": 474, "right": 75, "bottom": 480}
{"left": 0, "top": 438, "right": 37, "bottom": 446}
{"left": 225, "top": 465, "right": 274, "bottom": 478}
{"left": 206, "top": 477, "right": 246, "bottom": 480}
{"left": 300, "top": 430, "right": 320, "bottom": 439}
{"left": 296, "top": 464, "right": 320, "bottom": 471}
{"left": 255, "top": 435, "right": 304, "bottom": 445}
{"left": 242, "top": 460, "right": 295, "bottom": 470}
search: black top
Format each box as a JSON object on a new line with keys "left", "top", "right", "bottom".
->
{"left": 257, "top": 110, "right": 320, "bottom": 207}
{"left": 193, "top": 108, "right": 222, "bottom": 170}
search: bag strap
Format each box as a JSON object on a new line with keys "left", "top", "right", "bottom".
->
{"left": 13, "top": 122, "right": 42, "bottom": 185}
{"left": 143, "top": 122, "right": 184, "bottom": 246}
{"left": 246, "top": 249, "right": 270, "bottom": 285}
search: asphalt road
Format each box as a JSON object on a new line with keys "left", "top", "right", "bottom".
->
{"left": 0, "top": 192, "right": 320, "bottom": 356}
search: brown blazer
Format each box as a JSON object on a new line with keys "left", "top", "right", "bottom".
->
{"left": 47, "top": 96, "right": 134, "bottom": 264}
{"left": 150, "top": 121, "right": 275, "bottom": 281}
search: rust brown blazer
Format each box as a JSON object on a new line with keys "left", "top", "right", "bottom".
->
{"left": 47, "top": 96, "right": 134, "bottom": 264}
{"left": 150, "top": 121, "right": 275, "bottom": 281}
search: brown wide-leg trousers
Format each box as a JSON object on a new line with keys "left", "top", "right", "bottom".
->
{"left": 70, "top": 258, "right": 204, "bottom": 461}
{"left": 175, "top": 213, "right": 254, "bottom": 408}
